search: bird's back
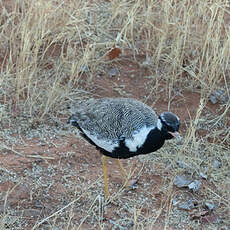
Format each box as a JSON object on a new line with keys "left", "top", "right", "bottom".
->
{"left": 70, "top": 98, "right": 158, "bottom": 141}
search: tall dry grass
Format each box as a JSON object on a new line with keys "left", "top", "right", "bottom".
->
{"left": 0, "top": 0, "right": 229, "bottom": 118}
{"left": 0, "top": 0, "right": 229, "bottom": 229}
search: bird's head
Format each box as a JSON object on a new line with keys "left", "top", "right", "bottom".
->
{"left": 157, "top": 112, "right": 181, "bottom": 140}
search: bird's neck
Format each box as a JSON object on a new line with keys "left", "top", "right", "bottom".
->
{"left": 137, "top": 127, "right": 166, "bottom": 154}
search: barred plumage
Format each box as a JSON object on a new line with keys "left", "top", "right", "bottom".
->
{"left": 70, "top": 98, "right": 158, "bottom": 140}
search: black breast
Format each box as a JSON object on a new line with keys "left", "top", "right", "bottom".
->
{"left": 99, "top": 128, "right": 166, "bottom": 159}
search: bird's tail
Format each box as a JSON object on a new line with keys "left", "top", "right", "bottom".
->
{"left": 67, "top": 115, "right": 79, "bottom": 127}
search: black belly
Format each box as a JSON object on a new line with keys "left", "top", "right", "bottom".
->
{"left": 77, "top": 125, "right": 165, "bottom": 159}
{"left": 98, "top": 130, "right": 165, "bottom": 159}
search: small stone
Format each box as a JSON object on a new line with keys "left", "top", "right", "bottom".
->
{"left": 129, "top": 179, "right": 138, "bottom": 189}
{"left": 178, "top": 200, "right": 195, "bottom": 211}
{"left": 188, "top": 180, "right": 201, "bottom": 192}
{"left": 213, "top": 159, "right": 221, "bottom": 168}
{"left": 210, "top": 94, "right": 217, "bottom": 104}
{"left": 177, "top": 160, "right": 190, "bottom": 169}
{"left": 210, "top": 89, "right": 229, "bottom": 104}
{"left": 108, "top": 68, "right": 120, "bottom": 77}
{"left": 174, "top": 175, "right": 192, "bottom": 188}
{"left": 204, "top": 202, "right": 215, "bottom": 211}
{"left": 199, "top": 172, "right": 207, "bottom": 180}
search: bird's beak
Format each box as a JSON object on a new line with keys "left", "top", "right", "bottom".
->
{"left": 168, "top": 131, "right": 181, "bottom": 139}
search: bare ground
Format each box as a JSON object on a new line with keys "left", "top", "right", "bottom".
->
{"left": 1, "top": 58, "right": 229, "bottom": 229}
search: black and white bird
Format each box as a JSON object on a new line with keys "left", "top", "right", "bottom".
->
{"left": 68, "top": 98, "right": 180, "bottom": 197}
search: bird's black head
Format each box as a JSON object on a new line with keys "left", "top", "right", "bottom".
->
{"left": 158, "top": 112, "right": 180, "bottom": 140}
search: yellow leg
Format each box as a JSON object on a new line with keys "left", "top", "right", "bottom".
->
{"left": 101, "top": 155, "right": 110, "bottom": 197}
{"left": 116, "top": 159, "right": 128, "bottom": 178}
{"left": 116, "top": 159, "right": 129, "bottom": 188}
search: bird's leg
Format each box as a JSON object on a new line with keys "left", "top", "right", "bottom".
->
{"left": 101, "top": 155, "right": 110, "bottom": 197}
{"left": 116, "top": 159, "right": 127, "bottom": 178}
{"left": 115, "top": 159, "right": 129, "bottom": 188}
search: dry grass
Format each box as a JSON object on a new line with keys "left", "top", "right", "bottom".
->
{"left": 0, "top": 0, "right": 230, "bottom": 229}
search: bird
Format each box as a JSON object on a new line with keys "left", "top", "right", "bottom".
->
{"left": 68, "top": 97, "right": 180, "bottom": 197}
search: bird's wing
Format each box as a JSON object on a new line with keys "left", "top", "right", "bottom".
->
{"left": 70, "top": 98, "right": 158, "bottom": 141}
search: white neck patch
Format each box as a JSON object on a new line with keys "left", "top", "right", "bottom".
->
{"left": 175, "top": 115, "right": 180, "bottom": 123}
{"left": 157, "top": 118, "right": 162, "bottom": 130}
{"left": 125, "top": 125, "right": 155, "bottom": 152}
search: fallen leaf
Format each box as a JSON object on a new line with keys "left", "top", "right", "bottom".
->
{"left": 107, "top": 47, "right": 121, "bottom": 60}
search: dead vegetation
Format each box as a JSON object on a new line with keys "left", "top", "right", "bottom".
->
{"left": 0, "top": 0, "right": 229, "bottom": 229}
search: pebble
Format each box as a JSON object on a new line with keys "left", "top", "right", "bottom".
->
{"left": 174, "top": 175, "right": 192, "bottom": 188}
{"left": 210, "top": 89, "right": 228, "bottom": 104}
